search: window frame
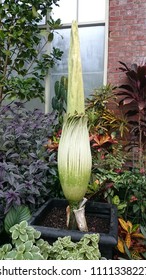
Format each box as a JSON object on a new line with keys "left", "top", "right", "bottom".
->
{"left": 44, "top": 0, "right": 109, "bottom": 113}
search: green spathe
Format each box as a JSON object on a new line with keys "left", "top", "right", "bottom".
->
{"left": 58, "top": 115, "right": 92, "bottom": 202}
{"left": 67, "top": 20, "right": 84, "bottom": 115}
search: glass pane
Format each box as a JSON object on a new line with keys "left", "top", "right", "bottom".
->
{"left": 51, "top": 28, "right": 70, "bottom": 74}
{"left": 79, "top": 26, "right": 105, "bottom": 72}
{"left": 52, "top": 0, "right": 77, "bottom": 24}
{"left": 52, "top": 26, "right": 105, "bottom": 73}
{"left": 78, "top": 0, "right": 106, "bottom": 22}
{"left": 51, "top": 26, "right": 105, "bottom": 99}
{"left": 83, "top": 73, "right": 103, "bottom": 98}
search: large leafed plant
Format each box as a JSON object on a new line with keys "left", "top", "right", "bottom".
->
{"left": 0, "top": 0, "right": 62, "bottom": 103}
{"left": 58, "top": 21, "right": 92, "bottom": 230}
{"left": 117, "top": 61, "right": 146, "bottom": 169}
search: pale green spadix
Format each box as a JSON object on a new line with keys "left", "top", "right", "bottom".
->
{"left": 67, "top": 20, "right": 84, "bottom": 115}
{"left": 58, "top": 21, "right": 92, "bottom": 203}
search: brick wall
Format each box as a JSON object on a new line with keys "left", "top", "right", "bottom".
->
{"left": 108, "top": 0, "right": 146, "bottom": 86}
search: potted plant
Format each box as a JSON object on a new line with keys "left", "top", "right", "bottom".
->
{"left": 30, "top": 21, "right": 118, "bottom": 259}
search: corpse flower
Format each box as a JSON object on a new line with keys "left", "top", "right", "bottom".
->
{"left": 58, "top": 21, "right": 92, "bottom": 230}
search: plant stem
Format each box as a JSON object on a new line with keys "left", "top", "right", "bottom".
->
{"left": 138, "top": 111, "right": 142, "bottom": 169}
{"left": 68, "top": 201, "right": 79, "bottom": 230}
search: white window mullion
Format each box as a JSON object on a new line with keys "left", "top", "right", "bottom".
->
{"left": 103, "top": 0, "right": 109, "bottom": 85}
{"left": 76, "top": 0, "right": 79, "bottom": 22}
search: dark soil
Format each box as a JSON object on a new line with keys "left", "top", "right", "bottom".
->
{"left": 38, "top": 206, "right": 110, "bottom": 233}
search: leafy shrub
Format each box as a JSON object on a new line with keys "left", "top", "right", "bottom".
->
{"left": 0, "top": 0, "right": 63, "bottom": 103}
{"left": 116, "top": 218, "right": 146, "bottom": 260}
{"left": 0, "top": 221, "right": 102, "bottom": 260}
{"left": 117, "top": 61, "right": 146, "bottom": 169}
{"left": 85, "top": 84, "right": 128, "bottom": 137}
{"left": 85, "top": 84, "right": 128, "bottom": 173}
{"left": 88, "top": 169, "right": 146, "bottom": 226}
{"left": 0, "top": 102, "right": 61, "bottom": 229}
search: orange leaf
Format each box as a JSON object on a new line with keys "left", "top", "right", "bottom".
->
{"left": 125, "top": 233, "right": 131, "bottom": 249}
{"left": 118, "top": 218, "right": 128, "bottom": 232}
{"left": 117, "top": 238, "right": 125, "bottom": 253}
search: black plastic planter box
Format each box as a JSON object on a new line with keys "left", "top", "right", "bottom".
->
{"left": 29, "top": 198, "right": 118, "bottom": 259}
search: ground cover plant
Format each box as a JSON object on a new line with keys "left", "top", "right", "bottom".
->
{"left": 0, "top": 220, "right": 102, "bottom": 260}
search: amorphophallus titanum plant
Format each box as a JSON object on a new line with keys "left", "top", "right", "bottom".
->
{"left": 58, "top": 21, "right": 92, "bottom": 231}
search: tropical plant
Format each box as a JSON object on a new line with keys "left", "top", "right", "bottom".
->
{"left": 4, "top": 205, "right": 31, "bottom": 233}
{"left": 0, "top": 205, "right": 31, "bottom": 247}
{"left": 90, "top": 133, "right": 127, "bottom": 171}
{"left": 89, "top": 169, "right": 146, "bottom": 226}
{"left": 57, "top": 21, "right": 92, "bottom": 231}
{"left": 117, "top": 218, "right": 146, "bottom": 260}
{"left": 0, "top": 102, "right": 61, "bottom": 233}
{"left": 0, "top": 220, "right": 102, "bottom": 260}
{"left": 0, "top": 0, "right": 63, "bottom": 103}
{"left": 85, "top": 84, "right": 128, "bottom": 138}
{"left": 117, "top": 61, "right": 146, "bottom": 169}
{"left": 85, "top": 83, "right": 128, "bottom": 175}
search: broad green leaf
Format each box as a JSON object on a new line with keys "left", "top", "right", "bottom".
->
{"left": 4, "top": 206, "right": 31, "bottom": 233}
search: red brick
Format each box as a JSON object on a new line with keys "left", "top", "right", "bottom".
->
{"left": 108, "top": 0, "right": 146, "bottom": 86}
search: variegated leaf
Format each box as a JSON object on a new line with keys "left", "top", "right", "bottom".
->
{"left": 118, "top": 218, "right": 128, "bottom": 232}
{"left": 125, "top": 233, "right": 131, "bottom": 249}
{"left": 127, "top": 220, "right": 132, "bottom": 233}
{"left": 117, "top": 238, "right": 125, "bottom": 253}
{"left": 132, "top": 233, "right": 145, "bottom": 239}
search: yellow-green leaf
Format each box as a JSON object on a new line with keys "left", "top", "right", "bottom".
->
{"left": 132, "top": 233, "right": 145, "bottom": 239}
{"left": 125, "top": 233, "right": 131, "bottom": 249}
{"left": 117, "top": 238, "right": 125, "bottom": 253}
{"left": 32, "top": 6, "right": 38, "bottom": 18}
{"left": 118, "top": 218, "right": 128, "bottom": 232}
{"left": 127, "top": 220, "right": 133, "bottom": 233}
